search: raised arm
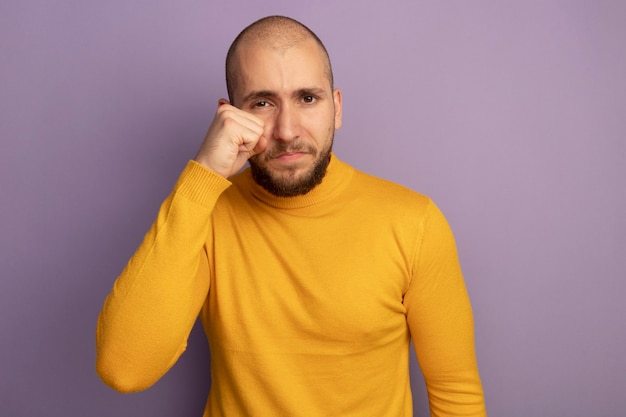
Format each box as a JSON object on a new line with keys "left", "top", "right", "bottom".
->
{"left": 96, "top": 102, "right": 265, "bottom": 392}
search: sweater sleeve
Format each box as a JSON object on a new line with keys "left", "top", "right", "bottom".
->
{"left": 96, "top": 160, "right": 231, "bottom": 393}
{"left": 404, "top": 200, "right": 486, "bottom": 416}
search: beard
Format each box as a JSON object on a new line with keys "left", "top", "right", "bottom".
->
{"left": 249, "top": 137, "right": 333, "bottom": 197}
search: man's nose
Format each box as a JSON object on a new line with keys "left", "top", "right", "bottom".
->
{"left": 272, "top": 104, "right": 299, "bottom": 142}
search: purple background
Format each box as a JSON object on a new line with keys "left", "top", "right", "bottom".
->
{"left": 2, "top": 1, "right": 625, "bottom": 416}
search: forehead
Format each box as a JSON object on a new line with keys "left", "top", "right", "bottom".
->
{"left": 232, "top": 38, "right": 330, "bottom": 99}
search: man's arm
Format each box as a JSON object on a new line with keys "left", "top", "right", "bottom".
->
{"left": 404, "top": 200, "right": 486, "bottom": 416}
{"left": 96, "top": 102, "right": 266, "bottom": 392}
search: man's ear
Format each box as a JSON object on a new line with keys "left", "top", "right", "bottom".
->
{"left": 333, "top": 88, "right": 343, "bottom": 130}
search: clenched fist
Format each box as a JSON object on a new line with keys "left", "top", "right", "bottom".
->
{"left": 194, "top": 99, "right": 267, "bottom": 178}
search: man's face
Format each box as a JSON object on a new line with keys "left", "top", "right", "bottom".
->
{"left": 232, "top": 38, "right": 342, "bottom": 197}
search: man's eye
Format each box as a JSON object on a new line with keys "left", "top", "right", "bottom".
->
{"left": 254, "top": 101, "right": 269, "bottom": 108}
{"left": 302, "top": 95, "right": 316, "bottom": 104}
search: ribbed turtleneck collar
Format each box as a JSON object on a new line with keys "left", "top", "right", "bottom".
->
{"left": 242, "top": 153, "right": 353, "bottom": 210}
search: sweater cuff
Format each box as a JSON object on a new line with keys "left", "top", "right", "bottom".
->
{"left": 173, "top": 160, "right": 232, "bottom": 208}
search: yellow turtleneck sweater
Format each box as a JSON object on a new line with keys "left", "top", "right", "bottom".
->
{"left": 96, "top": 155, "right": 486, "bottom": 416}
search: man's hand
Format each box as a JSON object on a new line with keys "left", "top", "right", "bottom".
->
{"left": 194, "top": 99, "right": 267, "bottom": 178}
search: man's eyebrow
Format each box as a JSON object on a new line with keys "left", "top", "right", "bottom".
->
{"left": 295, "top": 87, "right": 327, "bottom": 98}
{"left": 242, "top": 88, "right": 328, "bottom": 104}
{"left": 242, "top": 90, "right": 277, "bottom": 103}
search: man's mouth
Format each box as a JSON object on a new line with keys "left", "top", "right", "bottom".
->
{"left": 274, "top": 151, "right": 308, "bottom": 161}
{"left": 267, "top": 145, "right": 314, "bottom": 160}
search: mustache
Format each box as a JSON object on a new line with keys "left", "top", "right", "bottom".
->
{"left": 262, "top": 141, "right": 316, "bottom": 159}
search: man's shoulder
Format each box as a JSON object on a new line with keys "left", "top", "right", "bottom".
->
{"left": 349, "top": 165, "right": 431, "bottom": 208}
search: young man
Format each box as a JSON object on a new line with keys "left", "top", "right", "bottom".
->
{"left": 97, "top": 15, "right": 486, "bottom": 417}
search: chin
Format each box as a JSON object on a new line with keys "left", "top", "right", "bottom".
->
{"left": 250, "top": 150, "right": 332, "bottom": 197}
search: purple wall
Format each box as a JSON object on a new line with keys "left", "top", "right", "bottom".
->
{"left": 2, "top": 1, "right": 625, "bottom": 415}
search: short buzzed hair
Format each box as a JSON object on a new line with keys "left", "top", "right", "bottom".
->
{"left": 225, "top": 16, "right": 334, "bottom": 105}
